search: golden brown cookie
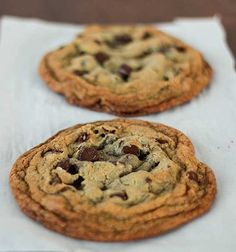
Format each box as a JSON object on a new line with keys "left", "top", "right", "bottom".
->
{"left": 39, "top": 25, "right": 212, "bottom": 116}
{"left": 10, "top": 119, "right": 216, "bottom": 241}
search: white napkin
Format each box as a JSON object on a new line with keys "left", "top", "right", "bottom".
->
{"left": 0, "top": 16, "right": 236, "bottom": 252}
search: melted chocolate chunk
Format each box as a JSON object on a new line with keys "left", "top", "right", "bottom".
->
{"left": 118, "top": 64, "right": 132, "bottom": 81}
{"left": 122, "top": 145, "right": 140, "bottom": 156}
{"left": 94, "top": 52, "right": 110, "bottom": 65}
{"left": 105, "top": 34, "right": 132, "bottom": 48}
{"left": 142, "top": 32, "right": 152, "bottom": 40}
{"left": 156, "top": 139, "right": 168, "bottom": 144}
{"left": 148, "top": 161, "right": 160, "bottom": 172}
{"left": 94, "top": 39, "right": 102, "bottom": 45}
{"left": 66, "top": 164, "right": 79, "bottom": 175}
{"left": 175, "top": 46, "right": 186, "bottom": 53}
{"left": 139, "top": 150, "right": 149, "bottom": 161}
{"left": 57, "top": 159, "right": 70, "bottom": 170}
{"left": 72, "top": 176, "right": 84, "bottom": 190}
{"left": 187, "top": 171, "right": 198, "bottom": 182}
{"left": 114, "top": 34, "right": 132, "bottom": 45}
{"left": 73, "top": 70, "right": 88, "bottom": 76}
{"left": 110, "top": 191, "right": 128, "bottom": 200}
{"left": 145, "top": 177, "right": 152, "bottom": 183}
{"left": 57, "top": 160, "right": 79, "bottom": 175}
{"left": 76, "top": 132, "right": 89, "bottom": 143}
{"left": 101, "top": 185, "right": 107, "bottom": 191}
{"left": 78, "top": 147, "right": 99, "bottom": 161}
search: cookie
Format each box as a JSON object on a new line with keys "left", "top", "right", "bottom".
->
{"left": 39, "top": 25, "right": 212, "bottom": 116}
{"left": 10, "top": 119, "right": 216, "bottom": 241}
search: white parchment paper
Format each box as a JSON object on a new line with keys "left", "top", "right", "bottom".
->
{"left": 0, "top": 16, "right": 236, "bottom": 252}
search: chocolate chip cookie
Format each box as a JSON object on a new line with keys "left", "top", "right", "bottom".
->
{"left": 39, "top": 25, "right": 212, "bottom": 116}
{"left": 10, "top": 119, "right": 216, "bottom": 241}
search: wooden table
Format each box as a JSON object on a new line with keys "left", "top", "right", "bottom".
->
{"left": 1, "top": 0, "right": 236, "bottom": 61}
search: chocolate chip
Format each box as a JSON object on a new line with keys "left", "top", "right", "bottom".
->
{"left": 57, "top": 160, "right": 79, "bottom": 175}
{"left": 110, "top": 191, "right": 128, "bottom": 200}
{"left": 187, "top": 171, "right": 198, "bottom": 182}
{"left": 57, "top": 159, "right": 70, "bottom": 170}
{"left": 94, "top": 39, "right": 102, "bottom": 45}
{"left": 114, "top": 34, "right": 132, "bottom": 45}
{"left": 73, "top": 70, "right": 88, "bottom": 76}
{"left": 139, "top": 150, "right": 149, "bottom": 161}
{"left": 100, "top": 133, "right": 106, "bottom": 138}
{"left": 145, "top": 177, "right": 152, "bottom": 183}
{"left": 72, "top": 176, "right": 84, "bottom": 190}
{"left": 94, "top": 129, "right": 99, "bottom": 134}
{"left": 118, "top": 64, "right": 132, "bottom": 81}
{"left": 101, "top": 185, "right": 107, "bottom": 191}
{"left": 156, "top": 139, "right": 168, "bottom": 144}
{"left": 105, "top": 34, "right": 133, "bottom": 48}
{"left": 175, "top": 46, "right": 186, "bottom": 53}
{"left": 64, "top": 163, "right": 79, "bottom": 175}
{"left": 122, "top": 145, "right": 140, "bottom": 156}
{"left": 142, "top": 32, "right": 152, "bottom": 40}
{"left": 49, "top": 174, "right": 62, "bottom": 185}
{"left": 77, "top": 147, "right": 99, "bottom": 161}
{"left": 163, "top": 76, "right": 169, "bottom": 81}
{"left": 75, "top": 132, "right": 89, "bottom": 143}
{"left": 148, "top": 161, "right": 160, "bottom": 172}
{"left": 94, "top": 52, "right": 110, "bottom": 65}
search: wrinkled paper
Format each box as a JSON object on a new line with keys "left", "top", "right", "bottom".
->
{"left": 0, "top": 16, "right": 236, "bottom": 252}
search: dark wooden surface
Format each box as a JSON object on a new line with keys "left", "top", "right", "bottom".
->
{"left": 1, "top": 0, "right": 236, "bottom": 59}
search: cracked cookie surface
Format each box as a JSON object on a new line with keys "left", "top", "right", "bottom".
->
{"left": 39, "top": 25, "right": 212, "bottom": 116}
{"left": 10, "top": 119, "right": 216, "bottom": 241}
